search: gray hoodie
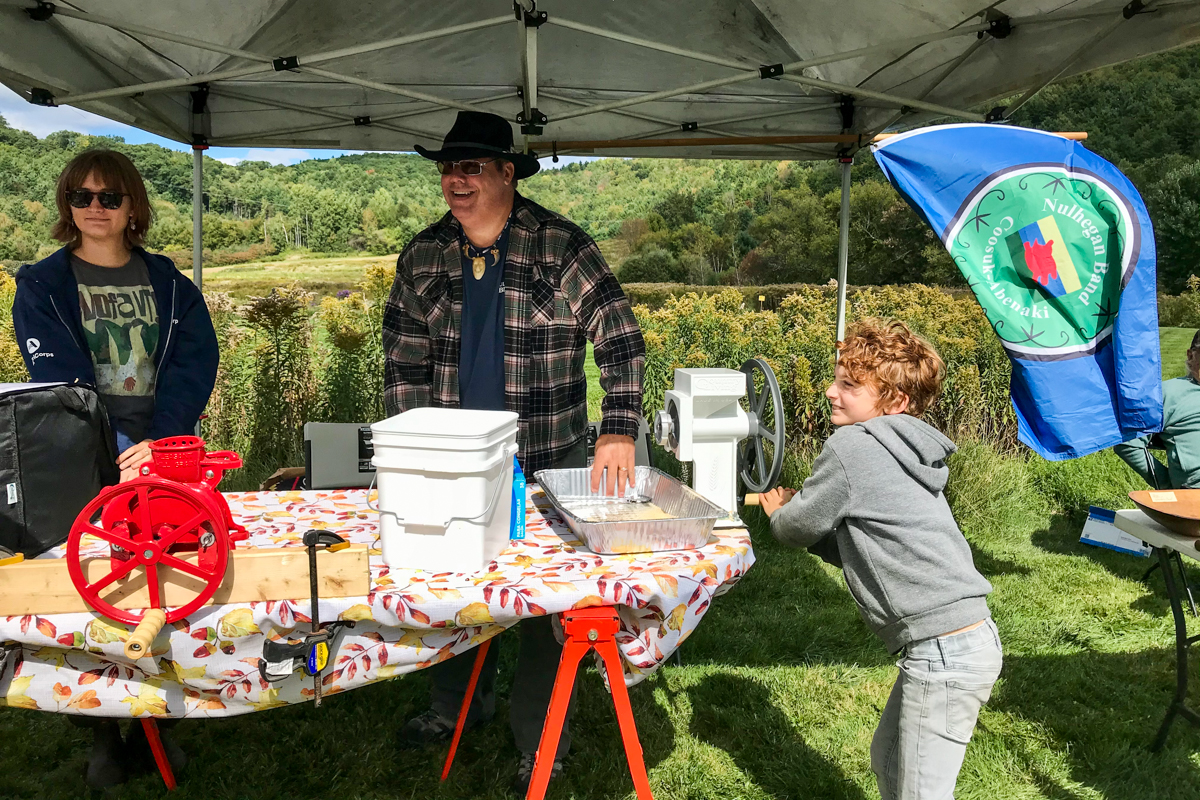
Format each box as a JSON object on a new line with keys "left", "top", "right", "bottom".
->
{"left": 770, "top": 414, "right": 992, "bottom": 653}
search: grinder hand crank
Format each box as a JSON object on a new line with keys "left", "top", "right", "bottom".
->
{"left": 653, "top": 358, "right": 785, "bottom": 526}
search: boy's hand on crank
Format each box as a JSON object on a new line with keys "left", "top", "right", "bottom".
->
{"left": 759, "top": 487, "right": 796, "bottom": 517}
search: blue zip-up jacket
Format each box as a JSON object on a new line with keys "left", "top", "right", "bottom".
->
{"left": 12, "top": 246, "right": 219, "bottom": 453}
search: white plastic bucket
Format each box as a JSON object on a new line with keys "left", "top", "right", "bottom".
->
{"left": 370, "top": 408, "right": 519, "bottom": 572}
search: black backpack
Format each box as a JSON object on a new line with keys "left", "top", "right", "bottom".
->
{"left": 0, "top": 383, "right": 119, "bottom": 556}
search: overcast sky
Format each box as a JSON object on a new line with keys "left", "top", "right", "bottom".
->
{"left": 0, "top": 84, "right": 591, "bottom": 169}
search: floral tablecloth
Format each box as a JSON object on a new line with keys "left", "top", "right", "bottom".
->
{"left": 0, "top": 487, "right": 754, "bottom": 718}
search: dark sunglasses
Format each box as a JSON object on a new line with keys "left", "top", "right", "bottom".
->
{"left": 436, "top": 158, "right": 497, "bottom": 176}
{"left": 66, "top": 189, "right": 129, "bottom": 210}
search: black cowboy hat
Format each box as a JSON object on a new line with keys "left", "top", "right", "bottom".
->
{"left": 415, "top": 111, "right": 540, "bottom": 180}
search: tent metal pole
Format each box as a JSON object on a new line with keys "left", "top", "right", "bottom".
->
{"left": 58, "top": 64, "right": 272, "bottom": 105}
{"left": 517, "top": 0, "right": 541, "bottom": 151}
{"left": 192, "top": 147, "right": 203, "bottom": 291}
{"left": 540, "top": 92, "right": 842, "bottom": 158}
{"left": 778, "top": 74, "right": 985, "bottom": 121}
{"left": 49, "top": 14, "right": 510, "bottom": 108}
{"left": 550, "top": 39, "right": 984, "bottom": 125}
{"left": 835, "top": 158, "right": 852, "bottom": 346}
{"left": 44, "top": 16, "right": 192, "bottom": 142}
{"left": 1002, "top": 1, "right": 1159, "bottom": 119}
{"left": 295, "top": 66, "right": 481, "bottom": 114}
{"left": 292, "top": 17, "right": 513, "bottom": 66}
{"left": 870, "top": 36, "right": 988, "bottom": 134}
{"left": 546, "top": 16, "right": 990, "bottom": 74}
{"left": 42, "top": 5, "right": 511, "bottom": 69}
{"left": 208, "top": 91, "right": 517, "bottom": 144}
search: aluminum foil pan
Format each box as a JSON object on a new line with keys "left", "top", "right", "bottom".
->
{"left": 533, "top": 466, "right": 724, "bottom": 554}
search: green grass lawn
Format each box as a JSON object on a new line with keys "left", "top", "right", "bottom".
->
{"left": 1161, "top": 327, "right": 1197, "bottom": 380}
{"left": 201, "top": 253, "right": 390, "bottom": 299}
{"left": 5, "top": 330, "right": 1198, "bottom": 797}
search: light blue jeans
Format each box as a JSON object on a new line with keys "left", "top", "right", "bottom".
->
{"left": 870, "top": 618, "right": 1003, "bottom": 800}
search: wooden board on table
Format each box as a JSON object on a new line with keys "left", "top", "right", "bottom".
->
{"left": 0, "top": 544, "right": 370, "bottom": 616}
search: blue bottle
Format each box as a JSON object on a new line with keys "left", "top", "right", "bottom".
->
{"left": 510, "top": 456, "right": 526, "bottom": 540}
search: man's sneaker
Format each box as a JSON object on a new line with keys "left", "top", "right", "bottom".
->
{"left": 398, "top": 709, "right": 461, "bottom": 748}
{"left": 513, "top": 752, "right": 563, "bottom": 796}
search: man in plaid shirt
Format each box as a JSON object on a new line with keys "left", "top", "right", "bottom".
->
{"left": 384, "top": 111, "right": 645, "bottom": 793}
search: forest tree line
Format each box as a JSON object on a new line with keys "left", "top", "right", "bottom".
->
{"left": 1, "top": 45, "right": 1199, "bottom": 290}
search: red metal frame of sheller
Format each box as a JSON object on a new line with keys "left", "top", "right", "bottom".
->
{"left": 66, "top": 437, "right": 247, "bottom": 791}
{"left": 65, "top": 436, "right": 247, "bottom": 627}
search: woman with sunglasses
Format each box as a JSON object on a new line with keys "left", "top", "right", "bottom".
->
{"left": 12, "top": 150, "right": 216, "bottom": 785}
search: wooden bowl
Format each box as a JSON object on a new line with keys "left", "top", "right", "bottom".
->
{"left": 1129, "top": 490, "right": 1200, "bottom": 537}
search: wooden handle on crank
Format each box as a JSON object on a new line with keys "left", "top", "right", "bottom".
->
{"left": 743, "top": 493, "right": 761, "bottom": 506}
{"left": 124, "top": 608, "right": 166, "bottom": 659}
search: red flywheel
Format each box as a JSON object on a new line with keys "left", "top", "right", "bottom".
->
{"left": 66, "top": 477, "right": 230, "bottom": 626}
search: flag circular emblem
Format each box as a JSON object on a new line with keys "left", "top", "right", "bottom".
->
{"left": 944, "top": 165, "right": 1139, "bottom": 360}
{"left": 25, "top": 338, "right": 39, "bottom": 354}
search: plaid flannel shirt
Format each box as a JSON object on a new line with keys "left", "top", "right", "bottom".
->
{"left": 383, "top": 193, "right": 646, "bottom": 474}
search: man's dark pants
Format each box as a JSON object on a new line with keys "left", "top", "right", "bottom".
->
{"left": 427, "top": 437, "right": 586, "bottom": 757}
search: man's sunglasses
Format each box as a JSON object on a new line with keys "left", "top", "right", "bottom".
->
{"left": 66, "top": 189, "right": 129, "bottom": 210}
{"left": 436, "top": 158, "right": 497, "bottom": 176}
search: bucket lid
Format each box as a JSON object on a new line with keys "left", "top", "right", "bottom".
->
{"left": 372, "top": 408, "right": 518, "bottom": 442}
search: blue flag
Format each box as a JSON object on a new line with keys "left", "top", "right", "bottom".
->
{"left": 873, "top": 124, "right": 1162, "bottom": 460}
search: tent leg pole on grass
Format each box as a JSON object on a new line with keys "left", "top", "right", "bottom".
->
{"left": 834, "top": 156, "right": 852, "bottom": 346}
{"left": 192, "top": 142, "right": 204, "bottom": 437}
{"left": 192, "top": 145, "right": 203, "bottom": 291}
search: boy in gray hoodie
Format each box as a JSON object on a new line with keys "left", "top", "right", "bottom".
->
{"left": 760, "top": 318, "right": 1000, "bottom": 800}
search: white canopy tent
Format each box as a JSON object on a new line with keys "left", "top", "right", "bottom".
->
{"left": 2, "top": 0, "right": 1199, "bottom": 336}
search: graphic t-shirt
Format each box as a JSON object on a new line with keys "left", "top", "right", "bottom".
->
{"left": 70, "top": 252, "right": 159, "bottom": 443}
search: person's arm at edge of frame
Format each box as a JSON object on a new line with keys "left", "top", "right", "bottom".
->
{"left": 1114, "top": 433, "right": 1169, "bottom": 490}
{"left": 382, "top": 244, "right": 435, "bottom": 417}
{"left": 561, "top": 228, "right": 645, "bottom": 495}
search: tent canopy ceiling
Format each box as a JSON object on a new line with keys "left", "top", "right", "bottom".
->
{"left": 1, "top": 0, "right": 1199, "bottom": 161}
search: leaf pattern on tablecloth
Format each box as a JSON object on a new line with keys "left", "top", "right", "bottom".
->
{"left": 0, "top": 487, "right": 753, "bottom": 717}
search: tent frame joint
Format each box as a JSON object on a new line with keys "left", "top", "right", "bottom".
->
{"left": 759, "top": 63, "right": 784, "bottom": 80}
{"left": 26, "top": 2, "right": 55, "bottom": 23}
{"left": 354, "top": 115, "right": 372, "bottom": 126}
{"left": 983, "top": 11, "right": 1013, "bottom": 39}
{"left": 985, "top": 105, "right": 1008, "bottom": 123}
{"left": 27, "top": 87, "right": 56, "bottom": 107}
{"left": 517, "top": 108, "right": 547, "bottom": 135}
{"left": 515, "top": 1, "right": 548, "bottom": 28}
{"left": 1124, "top": 0, "right": 1150, "bottom": 19}
{"left": 190, "top": 84, "right": 209, "bottom": 115}
{"left": 680, "top": 121, "right": 698, "bottom": 132}
{"left": 839, "top": 95, "right": 855, "bottom": 132}
{"left": 272, "top": 55, "right": 300, "bottom": 72}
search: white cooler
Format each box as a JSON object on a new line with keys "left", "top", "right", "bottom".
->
{"left": 371, "top": 407, "right": 519, "bottom": 572}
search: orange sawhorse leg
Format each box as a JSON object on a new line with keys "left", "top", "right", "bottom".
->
{"left": 525, "top": 607, "right": 652, "bottom": 800}
{"left": 441, "top": 636, "right": 495, "bottom": 780}
{"left": 142, "top": 718, "right": 177, "bottom": 791}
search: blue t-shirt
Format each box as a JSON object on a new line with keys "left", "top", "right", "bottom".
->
{"left": 458, "top": 221, "right": 510, "bottom": 411}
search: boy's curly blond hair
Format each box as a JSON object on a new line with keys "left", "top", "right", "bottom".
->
{"left": 837, "top": 318, "right": 946, "bottom": 416}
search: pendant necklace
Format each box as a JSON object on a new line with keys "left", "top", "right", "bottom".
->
{"left": 463, "top": 218, "right": 510, "bottom": 281}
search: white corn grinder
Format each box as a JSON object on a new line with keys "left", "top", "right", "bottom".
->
{"left": 653, "top": 359, "right": 785, "bottom": 527}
